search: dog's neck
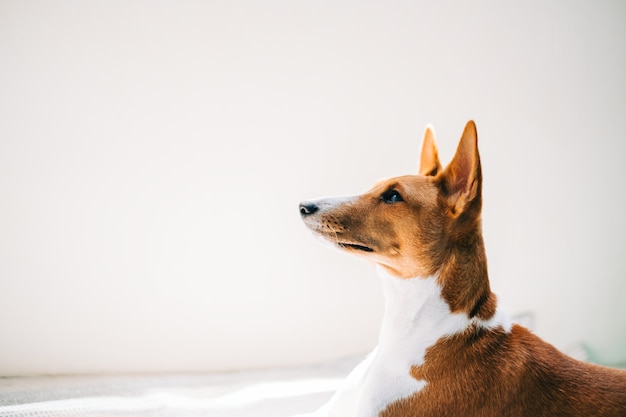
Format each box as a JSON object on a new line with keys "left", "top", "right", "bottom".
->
{"left": 438, "top": 225, "right": 498, "bottom": 321}
{"left": 376, "top": 267, "right": 511, "bottom": 363}
{"left": 376, "top": 268, "right": 469, "bottom": 359}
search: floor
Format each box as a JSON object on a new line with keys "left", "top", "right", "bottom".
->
{"left": 0, "top": 356, "right": 361, "bottom": 417}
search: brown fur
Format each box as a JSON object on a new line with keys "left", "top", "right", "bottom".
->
{"left": 383, "top": 324, "right": 626, "bottom": 417}
{"left": 300, "top": 120, "right": 626, "bottom": 416}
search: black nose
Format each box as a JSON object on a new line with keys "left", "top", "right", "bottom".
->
{"left": 299, "top": 202, "right": 319, "bottom": 216}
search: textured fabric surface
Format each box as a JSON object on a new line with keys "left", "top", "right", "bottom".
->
{"left": 0, "top": 357, "right": 359, "bottom": 417}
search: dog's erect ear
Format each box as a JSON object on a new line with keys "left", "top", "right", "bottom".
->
{"left": 419, "top": 125, "right": 442, "bottom": 176}
{"left": 441, "top": 120, "right": 481, "bottom": 215}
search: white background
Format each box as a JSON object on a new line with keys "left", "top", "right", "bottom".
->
{"left": 1, "top": 0, "right": 625, "bottom": 376}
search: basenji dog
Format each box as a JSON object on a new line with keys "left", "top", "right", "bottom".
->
{"left": 297, "top": 121, "right": 626, "bottom": 417}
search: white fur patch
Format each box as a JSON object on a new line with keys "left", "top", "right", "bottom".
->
{"left": 303, "top": 268, "right": 511, "bottom": 417}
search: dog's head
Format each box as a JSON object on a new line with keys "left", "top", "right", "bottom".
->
{"left": 299, "top": 120, "right": 483, "bottom": 280}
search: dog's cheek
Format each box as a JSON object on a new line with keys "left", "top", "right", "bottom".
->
{"left": 364, "top": 217, "right": 401, "bottom": 254}
{"left": 399, "top": 211, "right": 446, "bottom": 275}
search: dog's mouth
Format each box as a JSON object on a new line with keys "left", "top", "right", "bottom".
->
{"left": 337, "top": 242, "right": 374, "bottom": 252}
{"left": 305, "top": 223, "right": 376, "bottom": 254}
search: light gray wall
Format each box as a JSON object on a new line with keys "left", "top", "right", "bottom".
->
{"left": 1, "top": 0, "right": 625, "bottom": 375}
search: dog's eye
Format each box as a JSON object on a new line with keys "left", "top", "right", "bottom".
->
{"left": 381, "top": 189, "right": 403, "bottom": 203}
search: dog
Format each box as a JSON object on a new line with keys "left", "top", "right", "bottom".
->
{"left": 297, "top": 121, "right": 626, "bottom": 417}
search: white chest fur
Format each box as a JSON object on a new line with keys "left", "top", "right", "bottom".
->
{"left": 298, "top": 269, "right": 511, "bottom": 417}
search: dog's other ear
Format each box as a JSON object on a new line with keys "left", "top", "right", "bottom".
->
{"left": 441, "top": 120, "right": 482, "bottom": 216}
{"left": 419, "top": 125, "right": 442, "bottom": 176}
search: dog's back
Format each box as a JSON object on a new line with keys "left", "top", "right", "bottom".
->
{"left": 382, "top": 324, "right": 626, "bottom": 417}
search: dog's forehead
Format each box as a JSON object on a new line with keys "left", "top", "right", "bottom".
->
{"left": 370, "top": 174, "right": 430, "bottom": 191}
